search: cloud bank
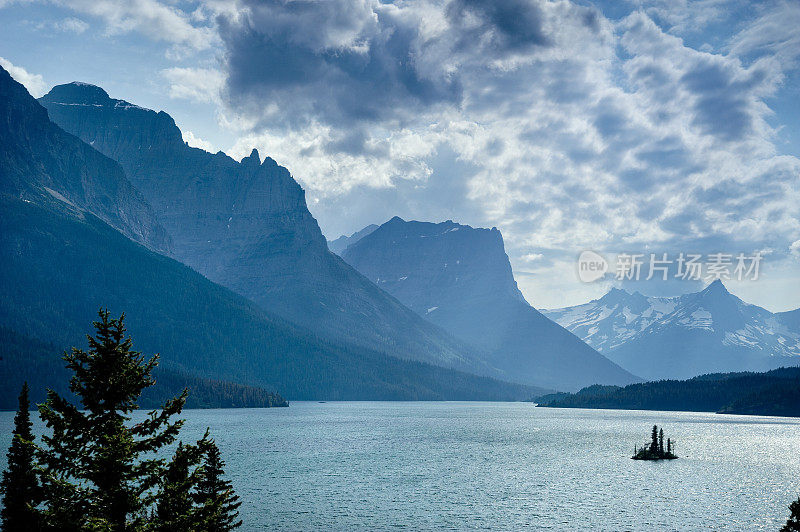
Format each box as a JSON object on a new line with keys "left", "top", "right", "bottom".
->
{"left": 5, "top": 0, "right": 797, "bottom": 309}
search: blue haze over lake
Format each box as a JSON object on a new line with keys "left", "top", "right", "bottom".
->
{"left": 2, "top": 402, "right": 799, "bottom": 530}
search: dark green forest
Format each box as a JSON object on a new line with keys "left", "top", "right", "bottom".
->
{"left": 534, "top": 367, "right": 800, "bottom": 416}
{"left": 0, "top": 326, "right": 288, "bottom": 410}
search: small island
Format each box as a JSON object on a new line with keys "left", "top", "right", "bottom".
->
{"left": 632, "top": 425, "right": 678, "bottom": 460}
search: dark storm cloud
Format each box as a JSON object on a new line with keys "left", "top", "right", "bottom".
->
{"left": 217, "top": 0, "right": 554, "bottom": 129}
{"left": 446, "top": 0, "right": 550, "bottom": 52}
{"left": 218, "top": 0, "right": 460, "bottom": 126}
{"left": 679, "top": 56, "right": 772, "bottom": 142}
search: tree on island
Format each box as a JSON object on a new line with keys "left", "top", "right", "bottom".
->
{"left": 783, "top": 496, "right": 800, "bottom": 531}
{"left": 1, "top": 309, "right": 242, "bottom": 530}
{"left": 633, "top": 425, "right": 677, "bottom": 460}
{"left": 1, "top": 382, "right": 43, "bottom": 531}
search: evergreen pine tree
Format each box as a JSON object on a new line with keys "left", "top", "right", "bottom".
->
{"left": 194, "top": 435, "right": 242, "bottom": 531}
{"left": 154, "top": 441, "right": 204, "bottom": 531}
{"left": 783, "top": 496, "right": 800, "bottom": 532}
{"left": 1, "top": 382, "right": 42, "bottom": 531}
{"left": 36, "top": 310, "right": 187, "bottom": 531}
{"left": 659, "top": 428, "right": 664, "bottom": 454}
{"left": 651, "top": 425, "right": 659, "bottom": 453}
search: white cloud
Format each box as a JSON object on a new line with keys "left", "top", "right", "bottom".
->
{"left": 162, "top": 67, "right": 223, "bottom": 104}
{"left": 791, "top": 240, "right": 800, "bottom": 259}
{"left": 182, "top": 130, "right": 215, "bottom": 153}
{"left": 0, "top": 56, "right": 47, "bottom": 97}
{"left": 214, "top": 1, "right": 799, "bottom": 309}
{"left": 52, "top": 16, "right": 88, "bottom": 33}
{"left": 59, "top": 0, "right": 218, "bottom": 52}
{"left": 728, "top": 1, "right": 800, "bottom": 69}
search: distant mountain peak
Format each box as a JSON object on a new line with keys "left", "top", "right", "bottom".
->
{"left": 597, "top": 286, "right": 647, "bottom": 307}
{"left": 340, "top": 217, "right": 638, "bottom": 390}
{"left": 544, "top": 280, "right": 800, "bottom": 381}
{"left": 328, "top": 223, "right": 380, "bottom": 255}
{"left": 701, "top": 279, "right": 729, "bottom": 296}
{"left": 604, "top": 286, "right": 630, "bottom": 297}
{"left": 43, "top": 82, "right": 111, "bottom": 105}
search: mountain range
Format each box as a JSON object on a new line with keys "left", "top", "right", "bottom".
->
{"left": 543, "top": 281, "right": 800, "bottom": 380}
{"left": 38, "top": 82, "right": 494, "bottom": 378}
{"left": 0, "top": 65, "right": 539, "bottom": 402}
{"left": 4, "top": 62, "right": 796, "bottom": 401}
{"left": 335, "top": 217, "right": 638, "bottom": 391}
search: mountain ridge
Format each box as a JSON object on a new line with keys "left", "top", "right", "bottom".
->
{"left": 1, "top": 66, "right": 540, "bottom": 402}
{"left": 340, "top": 218, "right": 639, "bottom": 391}
{"left": 543, "top": 280, "right": 800, "bottom": 380}
{"left": 40, "top": 82, "right": 498, "bottom": 378}
{"left": 0, "top": 69, "right": 171, "bottom": 253}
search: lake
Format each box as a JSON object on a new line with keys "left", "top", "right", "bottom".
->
{"left": 2, "top": 402, "right": 799, "bottom": 530}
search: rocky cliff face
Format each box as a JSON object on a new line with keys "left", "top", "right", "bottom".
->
{"left": 341, "top": 218, "right": 639, "bottom": 391}
{"left": 40, "top": 83, "right": 487, "bottom": 375}
{"left": 0, "top": 69, "right": 170, "bottom": 253}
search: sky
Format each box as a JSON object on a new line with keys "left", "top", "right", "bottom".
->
{"left": 1, "top": 0, "right": 798, "bottom": 311}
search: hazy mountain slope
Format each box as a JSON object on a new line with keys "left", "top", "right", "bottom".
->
{"left": 39, "top": 83, "right": 490, "bottom": 376}
{"left": 0, "top": 70, "right": 170, "bottom": 253}
{"left": 545, "top": 281, "right": 800, "bottom": 380}
{"left": 777, "top": 308, "right": 800, "bottom": 331}
{"left": 0, "top": 196, "right": 535, "bottom": 401}
{"left": 328, "top": 224, "right": 379, "bottom": 255}
{"left": 340, "top": 217, "right": 638, "bottom": 391}
{"left": 0, "top": 67, "right": 536, "bottom": 401}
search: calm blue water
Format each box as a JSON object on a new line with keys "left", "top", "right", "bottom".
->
{"left": 2, "top": 402, "right": 799, "bottom": 530}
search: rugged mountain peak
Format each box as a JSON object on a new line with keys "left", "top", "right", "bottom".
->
{"left": 700, "top": 279, "right": 729, "bottom": 297}
{"left": 596, "top": 287, "right": 651, "bottom": 311}
{"left": 242, "top": 148, "right": 261, "bottom": 166}
{"left": 346, "top": 217, "right": 527, "bottom": 306}
{"left": 41, "top": 81, "right": 111, "bottom": 105}
{"left": 40, "top": 83, "right": 184, "bottom": 148}
{"left": 341, "top": 218, "right": 638, "bottom": 390}
{"left": 0, "top": 66, "right": 171, "bottom": 253}
{"left": 545, "top": 281, "right": 800, "bottom": 381}
{"left": 40, "top": 84, "right": 488, "bottom": 376}
{"left": 599, "top": 286, "right": 630, "bottom": 301}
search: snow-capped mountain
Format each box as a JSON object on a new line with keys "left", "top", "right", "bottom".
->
{"left": 542, "top": 288, "right": 679, "bottom": 352}
{"left": 543, "top": 280, "right": 800, "bottom": 380}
